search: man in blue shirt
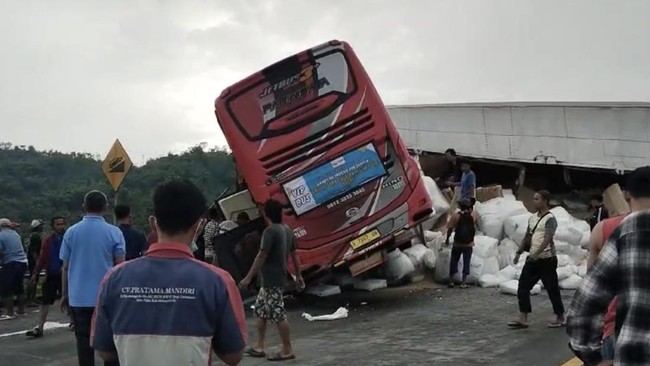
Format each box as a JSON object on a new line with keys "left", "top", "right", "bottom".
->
{"left": 91, "top": 179, "right": 246, "bottom": 366}
{"left": 60, "top": 191, "right": 125, "bottom": 366}
{"left": 0, "top": 218, "right": 28, "bottom": 320}
{"left": 459, "top": 161, "right": 477, "bottom": 206}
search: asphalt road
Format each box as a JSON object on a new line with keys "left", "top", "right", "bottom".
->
{"left": 0, "top": 280, "right": 577, "bottom": 366}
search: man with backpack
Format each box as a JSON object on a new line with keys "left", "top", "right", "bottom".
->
{"left": 508, "top": 190, "right": 565, "bottom": 329}
{"left": 445, "top": 198, "right": 476, "bottom": 289}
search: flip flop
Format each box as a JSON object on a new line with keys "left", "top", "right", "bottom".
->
{"left": 245, "top": 347, "right": 266, "bottom": 358}
{"left": 507, "top": 320, "right": 529, "bottom": 329}
{"left": 267, "top": 351, "right": 296, "bottom": 362}
{"left": 460, "top": 283, "right": 469, "bottom": 289}
{"left": 548, "top": 322, "right": 566, "bottom": 328}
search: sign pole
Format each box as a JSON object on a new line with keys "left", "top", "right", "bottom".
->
{"left": 113, "top": 189, "right": 119, "bottom": 225}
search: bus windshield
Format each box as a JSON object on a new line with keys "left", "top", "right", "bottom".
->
{"left": 225, "top": 49, "right": 357, "bottom": 141}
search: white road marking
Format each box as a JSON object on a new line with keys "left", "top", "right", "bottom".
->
{"left": 0, "top": 321, "right": 70, "bottom": 338}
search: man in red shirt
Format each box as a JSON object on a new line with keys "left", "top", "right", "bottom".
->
{"left": 586, "top": 190, "right": 632, "bottom": 364}
{"left": 587, "top": 215, "right": 626, "bottom": 364}
{"left": 26, "top": 216, "right": 67, "bottom": 338}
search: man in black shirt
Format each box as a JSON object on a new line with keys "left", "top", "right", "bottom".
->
{"left": 26, "top": 219, "right": 44, "bottom": 306}
{"left": 588, "top": 194, "right": 609, "bottom": 230}
{"left": 114, "top": 204, "right": 149, "bottom": 261}
{"left": 443, "top": 148, "right": 464, "bottom": 189}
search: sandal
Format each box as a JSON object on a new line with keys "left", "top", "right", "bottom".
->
{"left": 267, "top": 351, "right": 296, "bottom": 362}
{"left": 245, "top": 347, "right": 266, "bottom": 358}
{"left": 460, "top": 283, "right": 469, "bottom": 289}
{"left": 26, "top": 327, "right": 43, "bottom": 338}
{"left": 547, "top": 321, "right": 566, "bottom": 328}
{"left": 507, "top": 320, "right": 529, "bottom": 329}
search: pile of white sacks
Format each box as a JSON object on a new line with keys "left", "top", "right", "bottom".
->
{"left": 475, "top": 196, "right": 591, "bottom": 294}
{"left": 382, "top": 155, "right": 591, "bottom": 293}
{"left": 382, "top": 189, "right": 591, "bottom": 293}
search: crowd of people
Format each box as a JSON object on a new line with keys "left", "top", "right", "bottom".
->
{"left": 0, "top": 179, "right": 305, "bottom": 365}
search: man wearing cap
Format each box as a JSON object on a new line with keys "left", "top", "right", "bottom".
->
{"left": 0, "top": 218, "right": 29, "bottom": 320}
{"left": 25, "top": 219, "right": 45, "bottom": 306}
{"left": 26, "top": 216, "right": 67, "bottom": 338}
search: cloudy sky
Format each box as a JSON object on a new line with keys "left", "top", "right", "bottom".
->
{"left": 1, "top": 0, "right": 648, "bottom": 163}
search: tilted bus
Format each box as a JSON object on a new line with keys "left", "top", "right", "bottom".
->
{"left": 214, "top": 40, "right": 433, "bottom": 283}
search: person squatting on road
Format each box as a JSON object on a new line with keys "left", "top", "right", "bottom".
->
{"left": 445, "top": 198, "right": 476, "bottom": 288}
{"left": 508, "top": 190, "right": 565, "bottom": 329}
{"left": 26, "top": 216, "right": 67, "bottom": 338}
{"left": 567, "top": 166, "right": 650, "bottom": 366}
{"left": 60, "top": 190, "right": 125, "bottom": 366}
{"left": 91, "top": 179, "right": 247, "bottom": 366}
{"left": 240, "top": 198, "right": 305, "bottom": 362}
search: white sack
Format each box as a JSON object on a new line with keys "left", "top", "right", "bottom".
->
{"left": 475, "top": 198, "right": 529, "bottom": 240}
{"left": 557, "top": 254, "right": 573, "bottom": 267}
{"left": 479, "top": 274, "right": 507, "bottom": 288}
{"left": 498, "top": 238, "right": 520, "bottom": 269}
{"left": 426, "top": 234, "right": 446, "bottom": 252}
{"left": 504, "top": 213, "right": 533, "bottom": 245}
{"left": 423, "top": 176, "right": 450, "bottom": 223}
{"left": 550, "top": 206, "right": 574, "bottom": 224}
{"left": 383, "top": 250, "right": 416, "bottom": 281}
{"left": 580, "top": 231, "right": 591, "bottom": 249}
{"left": 496, "top": 265, "right": 518, "bottom": 281}
{"left": 499, "top": 280, "right": 541, "bottom": 296}
{"left": 434, "top": 247, "right": 453, "bottom": 282}
{"left": 557, "top": 265, "right": 576, "bottom": 281}
{"left": 555, "top": 226, "right": 583, "bottom": 247}
{"left": 554, "top": 240, "right": 572, "bottom": 255}
{"left": 424, "top": 230, "right": 441, "bottom": 242}
{"left": 569, "top": 247, "right": 589, "bottom": 265}
{"left": 473, "top": 236, "right": 499, "bottom": 258}
{"left": 423, "top": 249, "right": 438, "bottom": 270}
{"left": 576, "top": 264, "right": 587, "bottom": 277}
{"left": 559, "top": 274, "right": 583, "bottom": 290}
{"left": 403, "top": 244, "right": 429, "bottom": 268}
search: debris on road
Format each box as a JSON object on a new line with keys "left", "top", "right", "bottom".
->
{"left": 302, "top": 307, "right": 349, "bottom": 322}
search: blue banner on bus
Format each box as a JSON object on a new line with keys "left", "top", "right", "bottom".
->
{"left": 283, "top": 143, "right": 386, "bottom": 215}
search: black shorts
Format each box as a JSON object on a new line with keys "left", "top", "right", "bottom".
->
{"left": 42, "top": 274, "right": 62, "bottom": 305}
{"left": 0, "top": 261, "right": 27, "bottom": 298}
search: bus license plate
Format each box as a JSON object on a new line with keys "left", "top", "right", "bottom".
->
{"left": 350, "top": 229, "right": 381, "bottom": 250}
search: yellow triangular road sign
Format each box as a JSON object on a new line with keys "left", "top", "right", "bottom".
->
{"left": 101, "top": 139, "right": 133, "bottom": 191}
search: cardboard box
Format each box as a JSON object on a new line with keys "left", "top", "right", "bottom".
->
{"left": 603, "top": 183, "right": 630, "bottom": 216}
{"left": 476, "top": 185, "right": 503, "bottom": 203}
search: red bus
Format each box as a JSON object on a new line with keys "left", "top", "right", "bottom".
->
{"left": 214, "top": 40, "right": 432, "bottom": 280}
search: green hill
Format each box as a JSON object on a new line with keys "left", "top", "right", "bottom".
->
{"left": 0, "top": 142, "right": 236, "bottom": 231}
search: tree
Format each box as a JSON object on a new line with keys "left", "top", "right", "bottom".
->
{"left": 0, "top": 143, "right": 236, "bottom": 232}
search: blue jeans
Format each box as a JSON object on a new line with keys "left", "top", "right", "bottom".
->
{"left": 602, "top": 334, "right": 615, "bottom": 361}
